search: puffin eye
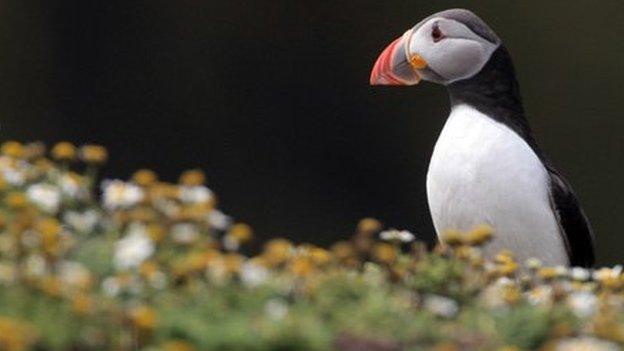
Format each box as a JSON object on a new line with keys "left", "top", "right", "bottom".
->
{"left": 431, "top": 23, "right": 444, "bottom": 42}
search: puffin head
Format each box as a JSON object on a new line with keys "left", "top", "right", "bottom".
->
{"left": 370, "top": 9, "right": 501, "bottom": 86}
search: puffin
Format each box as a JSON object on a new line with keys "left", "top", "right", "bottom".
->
{"left": 370, "top": 9, "right": 595, "bottom": 267}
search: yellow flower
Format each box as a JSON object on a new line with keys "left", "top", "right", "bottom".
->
{"left": 454, "top": 245, "right": 474, "bottom": 260}
{"left": 0, "top": 141, "right": 25, "bottom": 159}
{"left": 593, "top": 311, "right": 624, "bottom": 343}
{"left": 441, "top": 229, "right": 463, "bottom": 247}
{"left": 372, "top": 243, "right": 397, "bottom": 264}
{"left": 71, "top": 294, "right": 94, "bottom": 315}
{"left": 163, "top": 340, "right": 197, "bottom": 351}
{"left": 139, "top": 261, "right": 160, "bottom": 278}
{"left": 223, "top": 253, "right": 244, "bottom": 273}
{"left": 309, "top": 247, "right": 332, "bottom": 266}
{"left": 149, "top": 182, "right": 179, "bottom": 200}
{"left": 0, "top": 317, "right": 37, "bottom": 351}
{"left": 465, "top": 224, "right": 493, "bottom": 246}
{"left": 179, "top": 169, "right": 206, "bottom": 186}
{"left": 24, "top": 142, "right": 46, "bottom": 160}
{"left": 175, "top": 250, "right": 222, "bottom": 276}
{"left": 357, "top": 218, "right": 382, "bottom": 233}
{"left": 36, "top": 218, "right": 62, "bottom": 255}
{"left": 176, "top": 203, "right": 211, "bottom": 222}
{"left": 79, "top": 144, "right": 108, "bottom": 164}
{"left": 497, "top": 261, "right": 519, "bottom": 277}
{"left": 228, "top": 223, "right": 253, "bottom": 244}
{"left": 201, "top": 250, "right": 222, "bottom": 266}
{"left": 34, "top": 158, "right": 54, "bottom": 172}
{"left": 263, "top": 239, "right": 293, "bottom": 266}
{"left": 330, "top": 241, "right": 355, "bottom": 261}
{"left": 289, "top": 256, "right": 315, "bottom": 277}
{"left": 40, "top": 276, "right": 62, "bottom": 297}
{"left": 147, "top": 223, "right": 166, "bottom": 242}
{"left": 537, "top": 267, "right": 559, "bottom": 280}
{"left": 51, "top": 141, "right": 77, "bottom": 161}
{"left": 133, "top": 169, "right": 158, "bottom": 187}
{"left": 6, "top": 192, "right": 28, "bottom": 210}
{"left": 131, "top": 306, "right": 158, "bottom": 330}
{"left": 502, "top": 285, "right": 521, "bottom": 305}
{"left": 593, "top": 267, "right": 623, "bottom": 289}
{"left": 494, "top": 250, "right": 515, "bottom": 265}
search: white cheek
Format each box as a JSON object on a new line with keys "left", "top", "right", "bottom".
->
{"left": 408, "top": 24, "right": 498, "bottom": 83}
{"left": 428, "top": 39, "right": 486, "bottom": 81}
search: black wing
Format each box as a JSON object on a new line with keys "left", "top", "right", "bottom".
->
{"left": 547, "top": 166, "right": 595, "bottom": 267}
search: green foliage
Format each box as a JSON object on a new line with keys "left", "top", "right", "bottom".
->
{"left": 0, "top": 141, "right": 620, "bottom": 351}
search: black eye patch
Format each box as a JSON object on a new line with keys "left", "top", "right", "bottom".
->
{"left": 431, "top": 22, "right": 445, "bottom": 43}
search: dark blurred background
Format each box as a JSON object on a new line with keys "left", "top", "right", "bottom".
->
{"left": 0, "top": 1, "right": 622, "bottom": 264}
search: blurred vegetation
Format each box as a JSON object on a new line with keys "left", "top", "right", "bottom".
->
{"left": 0, "top": 141, "right": 622, "bottom": 351}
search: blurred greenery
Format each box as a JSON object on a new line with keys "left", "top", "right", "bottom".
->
{"left": 0, "top": 141, "right": 622, "bottom": 350}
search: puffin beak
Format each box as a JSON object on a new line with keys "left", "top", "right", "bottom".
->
{"left": 370, "top": 29, "right": 428, "bottom": 86}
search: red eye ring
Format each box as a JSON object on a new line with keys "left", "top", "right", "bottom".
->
{"left": 431, "top": 22, "right": 444, "bottom": 42}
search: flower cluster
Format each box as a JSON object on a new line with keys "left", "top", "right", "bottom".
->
{"left": 0, "top": 141, "right": 621, "bottom": 351}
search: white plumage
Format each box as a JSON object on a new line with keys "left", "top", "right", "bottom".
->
{"left": 426, "top": 104, "right": 568, "bottom": 266}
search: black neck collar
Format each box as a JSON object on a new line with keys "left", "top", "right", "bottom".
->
{"left": 446, "top": 46, "right": 541, "bottom": 155}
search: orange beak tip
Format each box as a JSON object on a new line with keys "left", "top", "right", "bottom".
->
{"left": 369, "top": 33, "right": 425, "bottom": 87}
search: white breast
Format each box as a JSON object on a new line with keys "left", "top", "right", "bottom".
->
{"left": 426, "top": 104, "right": 568, "bottom": 266}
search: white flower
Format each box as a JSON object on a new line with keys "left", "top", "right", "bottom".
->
{"left": 553, "top": 265, "right": 569, "bottom": 277}
{"left": 58, "top": 261, "right": 91, "bottom": 288}
{"left": 265, "top": 298, "right": 288, "bottom": 320}
{"left": 59, "top": 174, "right": 86, "bottom": 199}
{"left": 223, "top": 234, "right": 239, "bottom": 251}
{"left": 2, "top": 166, "right": 26, "bottom": 186}
{"left": 379, "top": 229, "right": 415, "bottom": 243}
{"left": 26, "top": 183, "right": 61, "bottom": 213}
{"left": 555, "top": 337, "right": 619, "bottom": 351}
{"left": 179, "top": 185, "right": 213, "bottom": 204}
{"left": 570, "top": 267, "right": 591, "bottom": 281}
{"left": 102, "top": 180, "right": 144, "bottom": 210}
{"left": 171, "top": 223, "right": 200, "bottom": 244}
{"left": 566, "top": 291, "right": 598, "bottom": 318}
{"left": 24, "top": 254, "right": 47, "bottom": 277}
{"left": 102, "top": 277, "right": 121, "bottom": 297}
{"left": 154, "top": 199, "right": 180, "bottom": 217}
{"left": 495, "top": 276, "right": 515, "bottom": 287}
{"left": 525, "top": 285, "right": 553, "bottom": 306}
{"left": 240, "top": 261, "right": 270, "bottom": 287}
{"left": 113, "top": 224, "right": 154, "bottom": 270}
{"left": 423, "top": 294, "right": 459, "bottom": 318}
{"left": 593, "top": 265, "right": 622, "bottom": 281}
{"left": 63, "top": 210, "right": 100, "bottom": 234}
{"left": 208, "top": 209, "right": 231, "bottom": 231}
{"left": 524, "top": 257, "right": 543, "bottom": 270}
{"left": 480, "top": 277, "right": 515, "bottom": 309}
